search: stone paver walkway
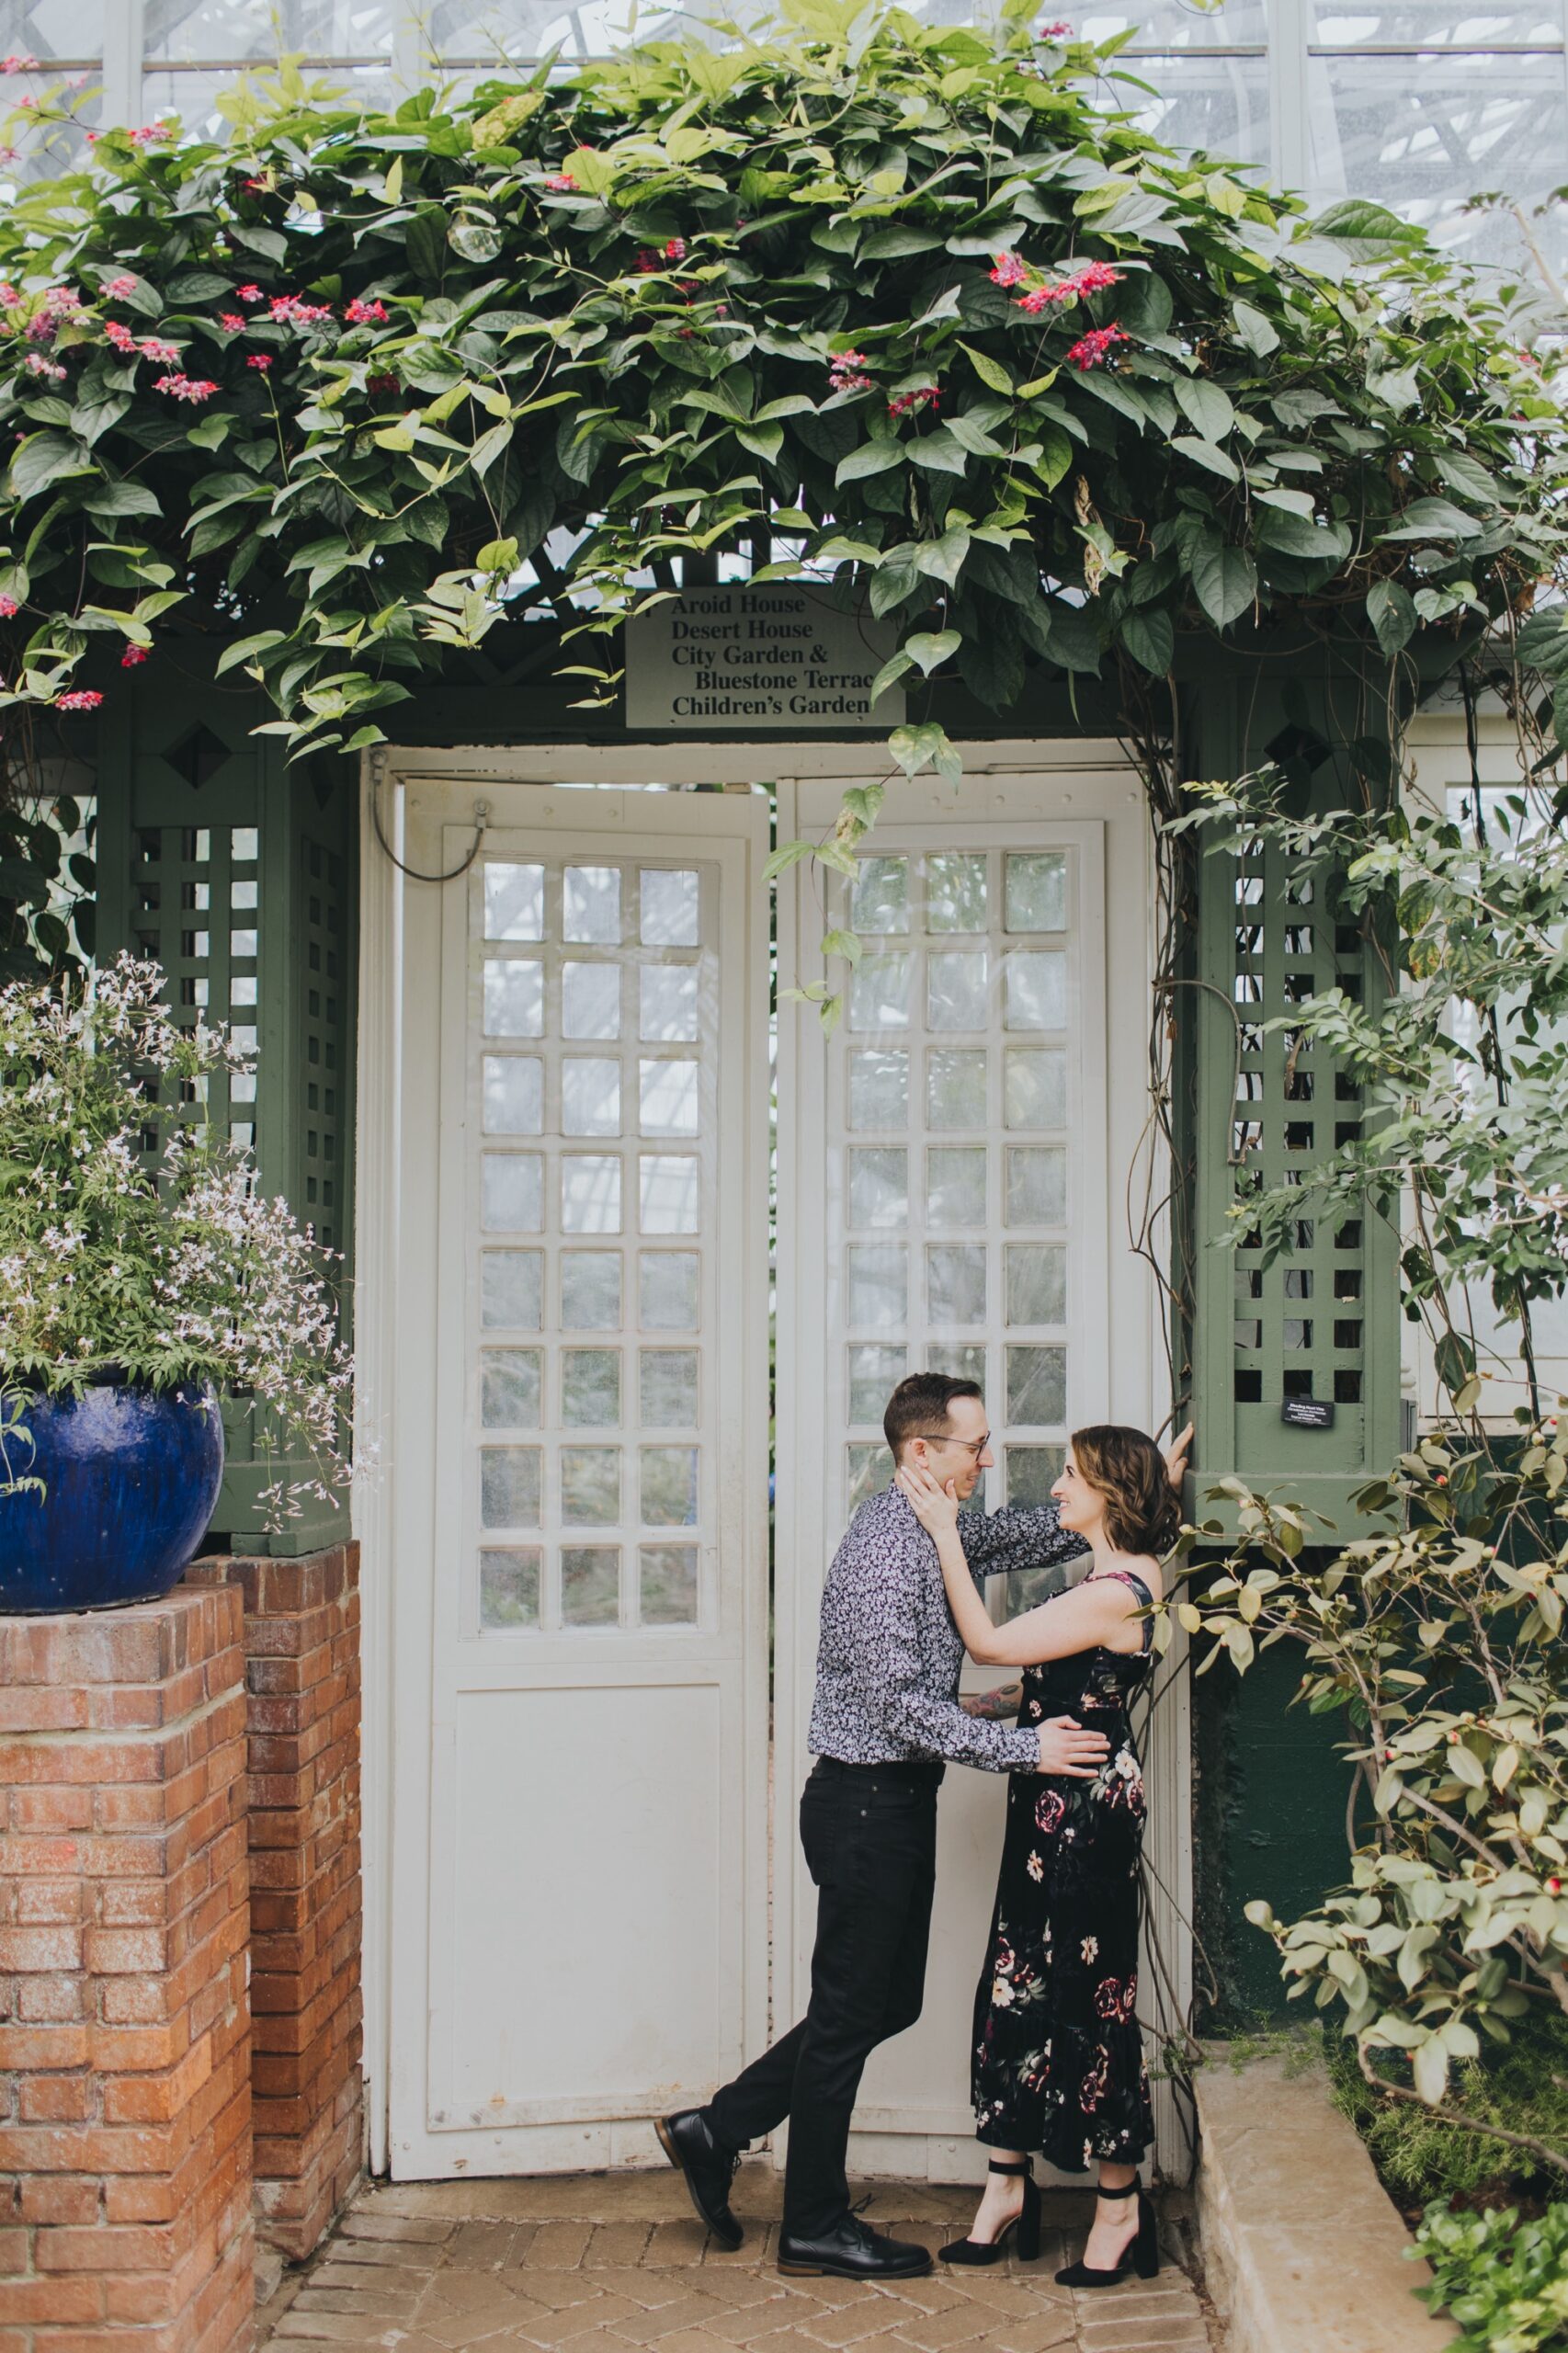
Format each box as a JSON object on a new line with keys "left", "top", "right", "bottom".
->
{"left": 258, "top": 2165, "right": 1220, "bottom": 2353}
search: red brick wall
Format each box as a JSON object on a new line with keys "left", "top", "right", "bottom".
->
{"left": 0, "top": 1583, "right": 254, "bottom": 2353}
{"left": 189, "top": 1547, "right": 362, "bottom": 2262}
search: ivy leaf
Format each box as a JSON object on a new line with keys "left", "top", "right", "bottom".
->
{"left": 1190, "top": 537, "right": 1256, "bottom": 630}
{"left": 1171, "top": 434, "right": 1239, "bottom": 483}
{"left": 911, "top": 285, "right": 962, "bottom": 330}
{"left": 8, "top": 434, "right": 91, "bottom": 504}
{"left": 890, "top": 721, "right": 961, "bottom": 781}
{"left": 821, "top": 926, "right": 864, "bottom": 965}
{"left": 1174, "top": 380, "right": 1235, "bottom": 443}
{"left": 903, "top": 628, "right": 961, "bottom": 674}
{"left": 836, "top": 441, "right": 904, "bottom": 484}
{"left": 1036, "top": 425, "right": 1073, "bottom": 492}
{"left": 84, "top": 482, "right": 162, "bottom": 519}
{"left": 1119, "top": 608, "right": 1173, "bottom": 674}
{"left": 1367, "top": 579, "right": 1417, "bottom": 658}
{"left": 960, "top": 341, "right": 1014, "bottom": 395}
{"left": 763, "top": 837, "right": 815, "bottom": 883}
{"left": 1232, "top": 300, "right": 1279, "bottom": 358}
{"left": 906, "top": 428, "right": 970, "bottom": 477}
{"left": 913, "top": 525, "right": 971, "bottom": 587}
{"left": 1517, "top": 608, "right": 1568, "bottom": 676}
{"left": 868, "top": 650, "right": 913, "bottom": 700}
{"left": 869, "top": 562, "right": 918, "bottom": 618}
{"left": 1378, "top": 497, "right": 1483, "bottom": 544}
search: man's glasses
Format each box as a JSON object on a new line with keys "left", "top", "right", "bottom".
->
{"left": 915, "top": 1430, "right": 990, "bottom": 1458}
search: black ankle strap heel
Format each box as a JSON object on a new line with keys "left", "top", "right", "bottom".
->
{"left": 1054, "top": 2177, "right": 1160, "bottom": 2290}
{"left": 938, "top": 2160, "right": 1041, "bottom": 2269}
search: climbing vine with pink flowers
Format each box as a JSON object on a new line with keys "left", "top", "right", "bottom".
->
{"left": 1, "top": 0, "right": 1566, "bottom": 991}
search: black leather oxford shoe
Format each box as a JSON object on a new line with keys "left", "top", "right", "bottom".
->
{"left": 777, "top": 2214, "right": 933, "bottom": 2279}
{"left": 655, "top": 2109, "right": 744, "bottom": 2250}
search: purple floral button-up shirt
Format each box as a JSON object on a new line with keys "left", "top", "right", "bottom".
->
{"left": 807, "top": 1483, "right": 1089, "bottom": 1773}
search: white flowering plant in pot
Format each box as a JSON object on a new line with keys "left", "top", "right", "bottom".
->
{"left": 0, "top": 952, "right": 352, "bottom": 1526}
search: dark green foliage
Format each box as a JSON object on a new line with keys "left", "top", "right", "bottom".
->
{"left": 1329, "top": 2011, "right": 1568, "bottom": 2205}
{"left": 1414, "top": 2197, "right": 1568, "bottom": 2353}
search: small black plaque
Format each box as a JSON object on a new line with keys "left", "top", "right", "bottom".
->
{"left": 1280, "top": 1397, "right": 1335, "bottom": 1430}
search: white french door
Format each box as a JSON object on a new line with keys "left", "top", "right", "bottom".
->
{"left": 375, "top": 775, "right": 770, "bottom": 2177}
{"left": 775, "top": 763, "right": 1189, "bottom": 2180}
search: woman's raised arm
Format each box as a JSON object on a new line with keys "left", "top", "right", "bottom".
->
{"left": 895, "top": 1463, "right": 1137, "bottom": 1667}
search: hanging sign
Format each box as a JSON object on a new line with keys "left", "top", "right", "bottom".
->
{"left": 1280, "top": 1397, "right": 1335, "bottom": 1429}
{"left": 624, "top": 582, "right": 906, "bottom": 730}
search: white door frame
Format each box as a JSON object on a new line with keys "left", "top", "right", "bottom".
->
{"left": 355, "top": 737, "right": 1190, "bottom": 2177}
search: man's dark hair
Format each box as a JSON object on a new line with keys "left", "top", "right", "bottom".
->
{"left": 883, "top": 1372, "right": 983, "bottom": 1463}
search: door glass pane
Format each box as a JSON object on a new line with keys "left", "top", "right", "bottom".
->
{"left": 641, "top": 1252, "right": 699, "bottom": 1329}
{"left": 483, "top": 959, "right": 544, "bottom": 1037}
{"left": 563, "top": 865, "right": 621, "bottom": 943}
{"left": 481, "top": 1447, "right": 541, "bottom": 1529}
{"left": 640, "top": 1349, "right": 699, "bottom": 1426}
{"left": 849, "top": 953, "right": 912, "bottom": 1030}
{"left": 483, "top": 1055, "right": 543, "bottom": 1135}
{"left": 848, "top": 1147, "right": 908, "bottom": 1229}
{"left": 642, "top": 1446, "right": 699, "bottom": 1526}
{"left": 482, "top": 1154, "right": 542, "bottom": 1233}
{"left": 927, "top": 1049, "right": 987, "bottom": 1130}
{"left": 1005, "top": 853, "right": 1067, "bottom": 932}
{"left": 927, "top": 1342, "right": 987, "bottom": 1385}
{"left": 849, "top": 1245, "right": 906, "bottom": 1329}
{"left": 1005, "top": 1047, "right": 1067, "bottom": 1129}
{"left": 848, "top": 1049, "right": 908, "bottom": 1129}
{"left": 482, "top": 1349, "right": 542, "bottom": 1427}
{"left": 483, "top": 863, "right": 544, "bottom": 940}
{"left": 562, "top": 962, "right": 620, "bottom": 1039}
{"left": 480, "top": 1549, "right": 541, "bottom": 1630}
{"left": 641, "top": 869, "right": 700, "bottom": 947}
{"left": 640, "top": 1155, "right": 699, "bottom": 1233}
{"left": 1005, "top": 1245, "right": 1067, "bottom": 1325}
{"left": 562, "top": 1059, "right": 621, "bottom": 1136}
{"left": 639, "top": 1058, "right": 699, "bottom": 1136}
{"left": 846, "top": 1441, "right": 893, "bottom": 1514}
{"left": 1006, "top": 1146, "right": 1067, "bottom": 1225}
{"left": 926, "top": 950, "right": 988, "bottom": 1030}
{"left": 1004, "top": 950, "right": 1066, "bottom": 1029}
{"left": 852, "top": 857, "right": 908, "bottom": 933}
{"left": 562, "top": 1154, "right": 621, "bottom": 1233}
{"left": 1006, "top": 1344, "right": 1067, "bottom": 1427}
{"left": 562, "top": 1447, "right": 620, "bottom": 1525}
{"left": 927, "top": 1245, "right": 986, "bottom": 1325}
{"left": 848, "top": 1344, "right": 906, "bottom": 1423}
{"left": 926, "top": 1148, "right": 986, "bottom": 1230}
{"left": 562, "top": 1547, "right": 620, "bottom": 1626}
{"left": 641, "top": 965, "right": 699, "bottom": 1041}
{"left": 561, "top": 1251, "right": 621, "bottom": 1329}
{"left": 481, "top": 1251, "right": 542, "bottom": 1330}
{"left": 562, "top": 1348, "right": 620, "bottom": 1427}
{"left": 1006, "top": 1445, "right": 1064, "bottom": 1508}
{"left": 640, "top": 1545, "right": 698, "bottom": 1625}
{"left": 926, "top": 853, "right": 986, "bottom": 932}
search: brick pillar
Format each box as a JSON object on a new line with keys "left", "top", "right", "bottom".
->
{"left": 188, "top": 1547, "right": 362, "bottom": 2262}
{"left": 0, "top": 1584, "right": 254, "bottom": 2353}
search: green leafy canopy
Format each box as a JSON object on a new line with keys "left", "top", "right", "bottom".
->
{"left": 0, "top": 0, "right": 1564, "bottom": 915}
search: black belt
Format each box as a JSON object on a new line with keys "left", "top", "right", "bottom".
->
{"left": 811, "top": 1755, "right": 945, "bottom": 1784}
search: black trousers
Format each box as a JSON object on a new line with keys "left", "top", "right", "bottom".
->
{"left": 706, "top": 1756, "right": 942, "bottom": 2237}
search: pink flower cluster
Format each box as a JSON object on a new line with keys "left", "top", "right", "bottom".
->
{"left": 26, "top": 353, "right": 65, "bottom": 379}
{"left": 85, "top": 123, "right": 172, "bottom": 148}
{"left": 1037, "top": 18, "right": 1073, "bottom": 36}
{"left": 990, "top": 252, "right": 1028, "bottom": 288}
{"left": 153, "top": 372, "right": 218, "bottom": 403}
{"left": 0, "top": 52, "right": 38, "bottom": 73}
{"left": 120, "top": 644, "right": 148, "bottom": 667}
{"left": 1066, "top": 324, "right": 1127, "bottom": 370}
{"left": 55, "top": 690, "right": 103, "bottom": 710}
{"left": 344, "top": 297, "right": 387, "bottom": 324}
{"left": 269, "top": 294, "right": 333, "bottom": 324}
{"left": 543, "top": 172, "right": 575, "bottom": 191}
{"left": 829, "top": 348, "right": 873, "bottom": 394}
{"left": 0, "top": 595, "right": 17, "bottom": 618}
{"left": 888, "top": 384, "right": 940, "bottom": 420}
{"left": 246, "top": 353, "right": 272, "bottom": 370}
{"left": 105, "top": 274, "right": 138, "bottom": 300}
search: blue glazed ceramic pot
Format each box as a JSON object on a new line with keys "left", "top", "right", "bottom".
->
{"left": 0, "top": 1382, "right": 225, "bottom": 1613}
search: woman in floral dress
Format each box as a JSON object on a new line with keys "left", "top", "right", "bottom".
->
{"left": 896, "top": 1427, "right": 1178, "bottom": 2287}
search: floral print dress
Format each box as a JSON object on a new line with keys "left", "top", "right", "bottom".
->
{"left": 971, "top": 1569, "right": 1155, "bottom": 2173}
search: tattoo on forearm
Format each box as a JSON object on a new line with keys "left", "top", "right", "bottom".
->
{"left": 963, "top": 1680, "right": 1024, "bottom": 1722}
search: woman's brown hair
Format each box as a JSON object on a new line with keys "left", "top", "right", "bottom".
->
{"left": 1068, "top": 1426, "right": 1180, "bottom": 1557}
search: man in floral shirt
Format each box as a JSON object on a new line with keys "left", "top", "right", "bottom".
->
{"left": 658, "top": 1373, "right": 1189, "bottom": 2280}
